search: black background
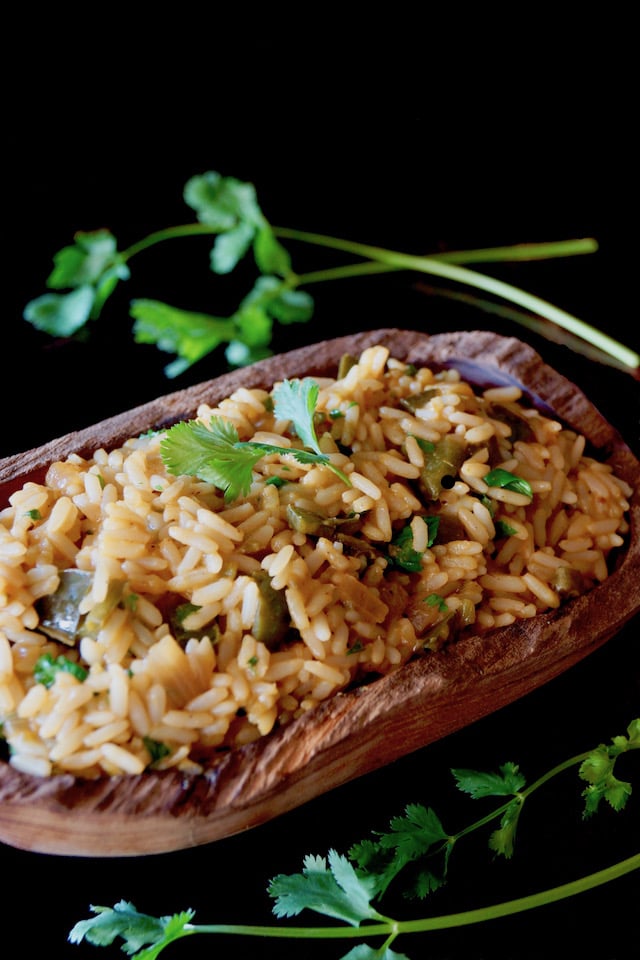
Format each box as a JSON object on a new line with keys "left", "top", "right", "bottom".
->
{"left": 3, "top": 51, "right": 639, "bottom": 960}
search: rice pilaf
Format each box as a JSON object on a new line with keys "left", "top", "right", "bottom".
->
{"left": 0, "top": 344, "right": 632, "bottom": 779}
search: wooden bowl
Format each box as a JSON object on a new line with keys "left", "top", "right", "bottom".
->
{"left": 1, "top": 328, "right": 638, "bottom": 856}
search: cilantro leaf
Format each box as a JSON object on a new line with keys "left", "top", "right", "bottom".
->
{"left": 582, "top": 778, "right": 633, "bottom": 817}
{"left": 579, "top": 740, "right": 634, "bottom": 818}
{"left": 24, "top": 230, "right": 129, "bottom": 337}
{"left": 160, "top": 379, "right": 350, "bottom": 502}
{"left": 483, "top": 468, "right": 533, "bottom": 499}
{"left": 425, "top": 593, "right": 448, "bottom": 613}
{"left": 211, "top": 221, "right": 256, "bottom": 274}
{"left": 253, "top": 224, "right": 292, "bottom": 276}
{"left": 224, "top": 278, "right": 314, "bottom": 367}
{"left": 423, "top": 515, "right": 440, "bottom": 547}
{"left": 24, "top": 286, "right": 96, "bottom": 337}
{"left": 160, "top": 418, "right": 265, "bottom": 502}
{"left": 235, "top": 291, "right": 278, "bottom": 342}
{"left": 412, "top": 436, "right": 435, "bottom": 454}
{"left": 387, "top": 518, "right": 438, "bottom": 572}
{"left": 183, "top": 171, "right": 291, "bottom": 277}
{"left": 68, "top": 901, "right": 194, "bottom": 958}
{"left": 183, "top": 170, "right": 263, "bottom": 232}
{"left": 34, "top": 652, "right": 88, "bottom": 688}
{"left": 46, "top": 230, "right": 125, "bottom": 289}
{"left": 241, "top": 275, "right": 314, "bottom": 325}
{"left": 488, "top": 797, "right": 524, "bottom": 859}
{"left": 452, "top": 764, "right": 526, "bottom": 859}
{"left": 495, "top": 518, "right": 518, "bottom": 538}
{"left": 342, "top": 947, "right": 412, "bottom": 960}
{"left": 388, "top": 526, "right": 423, "bottom": 572}
{"left": 578, "top": 720, "right": 639, "bottom": 818}
{"left": 273, "top": 379, "right": 323, "bottom": 453}
{"left": 451, "top": 762, "right": 526, "bottom": 798}
{"left": 625, "top": 717, "right": 640, "bottom": 747}
{"left": 350, "top": 804, "right": 450, "bottom": 899}
{"left": 143, "top": 738, "right": 171, "bottom": 766}
{"left": 268, "top": 849, "right": 384, "bottom": 925}
{"left": 225, "top": 337, "right": 274, "bottom": 368}
{"left": 130, "top": 299, "right": 237, "bottom": 377}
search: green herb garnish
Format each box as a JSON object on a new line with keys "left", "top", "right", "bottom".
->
{"left": 424, "top": 593, "right": 448, "bottom": 613}
{"left": 413, "top": 437, "right": 436, "bottom": 454}
{"left": 33, "top": 652, "right": 88, "bottom": 688}
{"left": 483, "top": 468, "right": 533, "bottom": 499}
{"left": 265, "top": 476, "right": 286, "bottom": 488}
{"left": 69, "top": 719, "right": 639, "bottom": 958}
{"left": 387, "top": 517, "right": 439, "bottom": 572}
{"left": 175, "top": 602, "right": 201, "bottom": 624}
{"left": 495, "top": 519, "right": 519, "bottom": 538}
{"left": 160, "top": 378, "right": 350, "bottom": 501}
{"left": 22, "top": 171, "right": 640, "bottom": 378}
{"left": 143, "top": 737, "right": 171, "bottom": 766}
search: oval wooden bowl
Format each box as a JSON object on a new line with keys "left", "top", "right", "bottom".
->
{"left": 1, "top": 328, "right": 638, "bottom": 857}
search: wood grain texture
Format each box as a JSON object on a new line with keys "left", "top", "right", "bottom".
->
{"left": 1, "top": 328, "right": 638, "bottom": 856}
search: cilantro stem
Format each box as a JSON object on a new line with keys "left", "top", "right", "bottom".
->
{"left": 276, "top": 229, "right": 638, "bottom": 373}
{"left": 119, "top": 223, "right": 217, "bottom": 261}
{"left": 178, "top": 853, "right": 640, "bottom": 941}
{"left": 397, "top": 852, "right": 640, "bottom": 934}
{"left": 438, "top": 744, "right": 633, "bottom": 862}
{"left": 521, "top": 750, "right": 594, "bottom": 797}
{"left": 438, "top": 751, "right": 588, "bottom": 845}
{"left": 414, "top": 283, "right": 637, "bottom": 374}
{"left": 70, "top": 723, "right": 638, "bottom": 955}
{"left": 275, "top": 232, "right": 599, "bottom": 265}
{"left": 119, "top": 224, "right": 639, "bottom": 374}
{"left": 26, "top": 169, "right": 636, "bottom": 379}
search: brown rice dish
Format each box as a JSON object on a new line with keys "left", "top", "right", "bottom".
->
{"left": 0, "top": 344, "right": 632, "bottom": 780}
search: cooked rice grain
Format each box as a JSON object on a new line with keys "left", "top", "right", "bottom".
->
{"left": 0, "top": 345, "right": 632, "bottom": 779}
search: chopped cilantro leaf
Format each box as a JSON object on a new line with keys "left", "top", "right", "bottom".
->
{"left": 424, "top": 593, "right": 448, "bottom": 612}
{"left": 412, "top": 436, "right": 436, "bottom": 454}
{"left": 388, "top": 517, "right": 439, "bottom": 572}
{"left": 143, "top": 738, "right": 172, "bottom": 766}
{"left": 34, "top": 652, "right": 88, "bottom": 688}
{"left": 483, "top": 468, "right": 533, "bottom": 499}
{"left": 388, "top": 525, "right": 423, "bottom": 572}
{"left": 495, "top": 519, "right": 518, "bottom": 537}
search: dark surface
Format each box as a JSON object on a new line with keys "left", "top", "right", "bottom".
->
{"left": 4, "top": 90, "right": 639, "bottom": 959}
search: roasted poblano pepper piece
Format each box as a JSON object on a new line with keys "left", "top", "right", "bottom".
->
{"left": 337, "top": 353, "right": 358, "bottom": 379}
{"left": 419, "top": 435, "right": 468, "bottom": 500}
{"left": 286, "top": 504, "right": 360, "bottom": 538}
{"left": 82, "top": 579, "right": 125, "bottom": 636}
{"left": 421, "top": 596, "right": 476, "bottom": 651}
{"left": 251, "top": 571, "right": 290, "bottom": 649}
{"left": 36, "top": 569, "right": 125, "bottom": 645}
{"left": 399, "top": 388, "right": 439, "bottom": 412}
{"left": 36, "top": 570, "right": 92, "bottom": 645}
{"left": 551, "top": 565, "right": 585, "bottom": 598}
{"left": 486, "top": 401, "right": 535, "bottom": 443}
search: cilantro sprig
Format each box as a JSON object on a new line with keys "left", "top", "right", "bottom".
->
{"left": 160, "top": 378, "right": 350, "bottom": 501}
{"left": 69, "top": 719, "right": 639, "bottom": 959}
{"left": 23, "top": 171, "right": 640, "bottom": 377}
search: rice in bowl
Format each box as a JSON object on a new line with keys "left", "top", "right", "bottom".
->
{"left": 0, "top": 344, "right": 632, "bottom": 780}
